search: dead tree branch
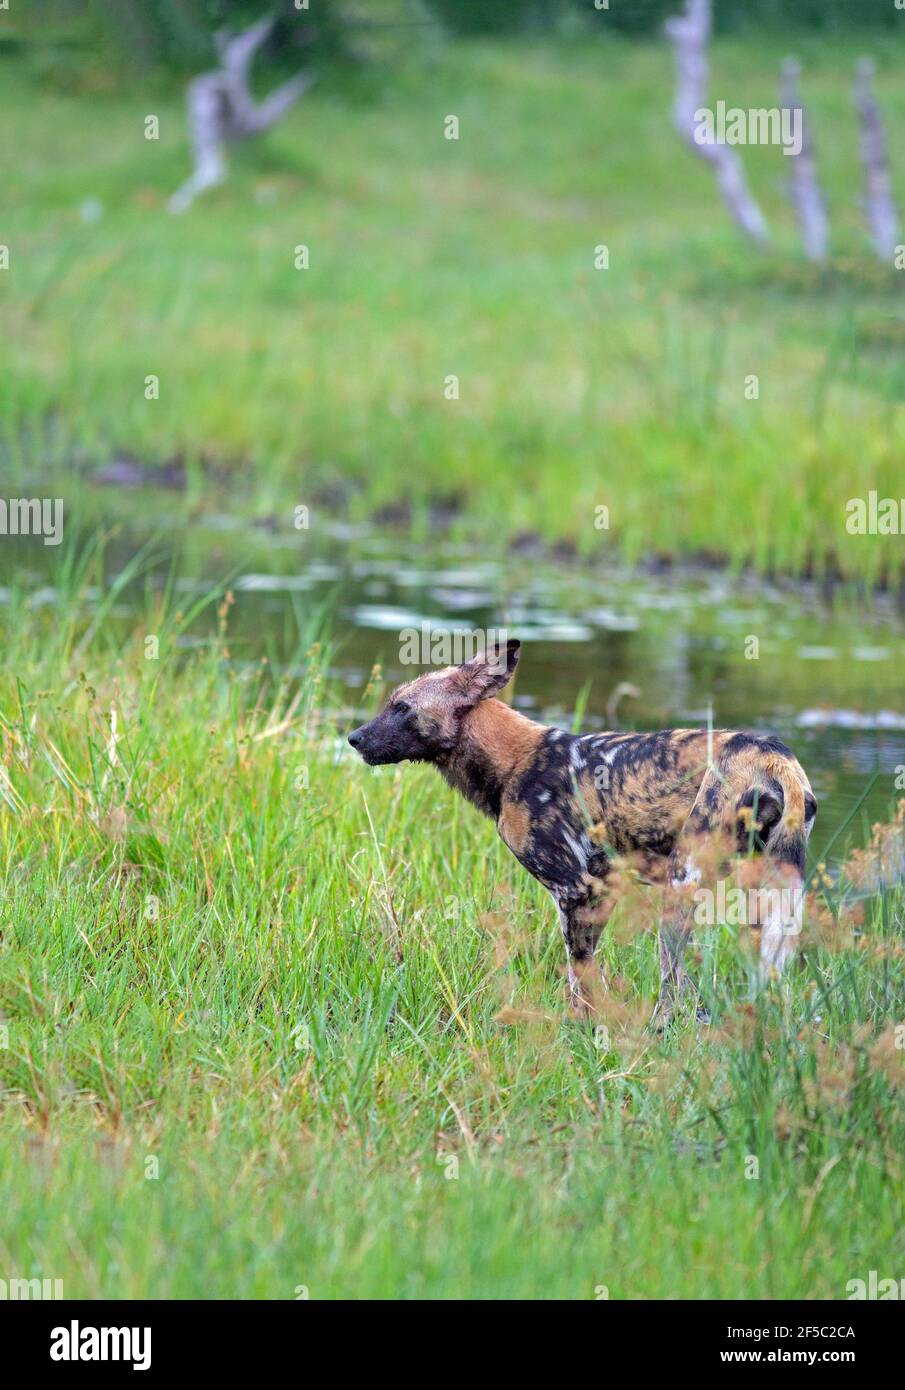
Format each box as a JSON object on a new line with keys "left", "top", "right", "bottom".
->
{"left": 665, "top": 0, "right": 770, "bottom": 246}
{"left": 854, "top": 57, "right": 900, "bottom": 262}
{"left": 169, "top": 16, "right": 315, "bottom": 214}
{"left": 780, "top": 59, "right": 828, "bottom": 264}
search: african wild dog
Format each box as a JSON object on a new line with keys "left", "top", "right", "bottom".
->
{"left": 348, "top": 641, "right": 817, "bottom": 1023}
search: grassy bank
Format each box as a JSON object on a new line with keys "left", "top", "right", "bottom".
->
{"left": 3, "top": 33, "right": 905, "bottom": 580}
{"left": 0, "top": 566, "right": 902, "bottom": 1298}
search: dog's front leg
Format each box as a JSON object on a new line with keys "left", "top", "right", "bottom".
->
{"left": 557, "top": 896, "right": 611, "bottom": 1019}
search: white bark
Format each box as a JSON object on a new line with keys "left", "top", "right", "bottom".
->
{"left": 854, "top": 57, "right": 900, "bottom": 262}
{"left": 169, "top": 18, "right": 315, "bottom": 214}
{"left": 168, "top": 74, "right": 230, "bottom": 213}
{"left": 780, "top": 59, "right": 828, "bottom": 264}
{"left": 665, "top": 0, "right": 770, "bottom": 246}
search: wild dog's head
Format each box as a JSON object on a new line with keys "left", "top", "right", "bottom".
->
{"left": 348, "top": 640, "right": 520, "bottom": 766}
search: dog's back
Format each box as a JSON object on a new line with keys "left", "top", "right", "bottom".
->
{"left": 502, "top": 726, "right": 816, "bottom": 881}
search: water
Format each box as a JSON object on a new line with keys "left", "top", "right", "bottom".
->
{"left": 4, "top": 510, "right": 904, "bottom": 863}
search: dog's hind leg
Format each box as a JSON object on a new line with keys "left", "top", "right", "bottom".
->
{"left": 653, "top": 749, "right": 817, "bottom": 1026}
{"left": 557, "top": 895, "right": 612, "bottom": 1018}
{"left": 758, "top": 878, "right": 802, "bottom": 979}
{"left": 653, "top": 765, "right": 732, "bottom": 1029}
{"left": 754, "top": 776, "right": 816, "bottom": 982}
{"left": 653, "top": 876, "right": 700, "bottom": 1030}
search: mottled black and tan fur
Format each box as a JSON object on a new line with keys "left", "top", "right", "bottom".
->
{"left": 348, "top": 641, "right": 817, "bottom": 1022}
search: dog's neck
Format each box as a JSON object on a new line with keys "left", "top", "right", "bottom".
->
{"left": 435, "top": 699, "right": 545, "bottom": 819}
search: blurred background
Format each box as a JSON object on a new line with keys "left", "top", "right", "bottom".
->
{"left": 2, "top": 0, "right": 905, "bottom": 855}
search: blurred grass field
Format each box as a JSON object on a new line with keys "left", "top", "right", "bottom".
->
{"left": 3, "top": 32, "right": 905, "bottom": 579}
{"left": 0, "top": 553, "right": 902, "bottom": 1298}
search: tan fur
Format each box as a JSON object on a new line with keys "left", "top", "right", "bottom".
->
{"left": 463, "top": 699, "right": 544, "bottom": 783}
{"left": 499, "top": 798, "right": 532, "bottom": 856}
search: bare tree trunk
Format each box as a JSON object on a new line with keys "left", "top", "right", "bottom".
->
{"left": 168, "top": 74, "right": 231, "bottom": 213}
{"left": 854, "top": 57, "right": 900, "bottom": 262}
{"left": 169, "top": 17, "right": 315, "bottom": 214}
{"left": 780, "top": 59, "right": 828, "bottom": 264}
{"left": 665, "top": 0, "right": 770, "bottom": 246}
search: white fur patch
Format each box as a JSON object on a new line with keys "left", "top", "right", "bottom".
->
{"left": 562, "top": 827, "right": 589, "bottom": 868}
{"left": 671, "top": 856, "right": 702, "bottom": 889}
{"left": 759, "top": 882, "right": 803, "bottom": 979}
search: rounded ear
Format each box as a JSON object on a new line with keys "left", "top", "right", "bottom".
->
{"left": 455, "top": 639, "right": 520, "bottom": 706}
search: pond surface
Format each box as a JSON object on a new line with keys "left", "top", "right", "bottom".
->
{"left": 5, "top": 506, "right": 905, "bottom": 864}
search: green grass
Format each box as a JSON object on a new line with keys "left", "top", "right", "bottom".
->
{"left": 0, "top": 554, "right": 902, "bottom": 1298}
{"left": 3, "top": 33, "right": 905, "bottom": 580}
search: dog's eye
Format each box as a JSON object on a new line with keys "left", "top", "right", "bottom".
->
{"left": 394, "top": 701, "right": 411, "bottom": 716}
